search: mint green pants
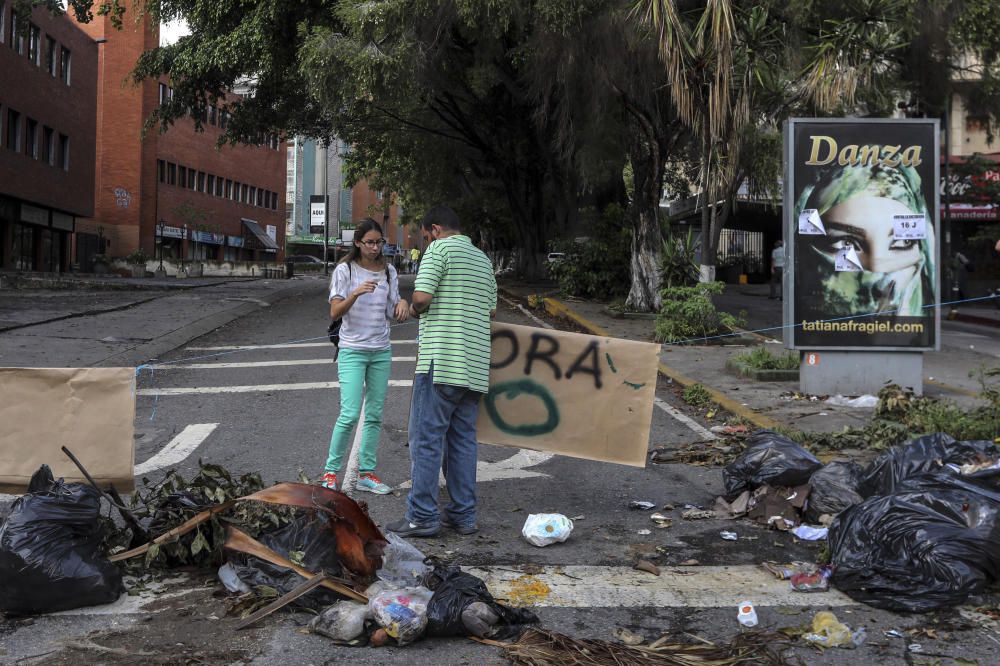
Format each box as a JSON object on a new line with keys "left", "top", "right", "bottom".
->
{"left": 325, "top": 347, "right": 393, "bottom": 473}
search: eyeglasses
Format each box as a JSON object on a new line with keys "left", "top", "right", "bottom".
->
{"left": 360, "top": 239, "right": 386, "bottom": 247}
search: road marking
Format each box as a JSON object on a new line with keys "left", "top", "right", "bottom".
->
{"left": 398, "top": 448, "right": 553, "bottom": 489}
{"left": 137, "top": 379, "right": 414, "bottom": 395}
{"left": 654, "top": 397, "right": 717, "bottom": 440}
{"left": 150, "top": 357, "right": 415, "bottom": 370}
{"left": 466, "top": 565, "right": 854, "bottom": 608}
{"left": 135, "top": 424, "right": 219, "bottom": 476}
{"left": 185, "top": 340, "right": 417, "bottom": 351}
{"left": 499, "top": 294, "right": 553, "bottom": 330}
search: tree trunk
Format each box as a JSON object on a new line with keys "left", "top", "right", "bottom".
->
{"left": 625, "top": 134, "right": 664, "bottom": 312}
{"left": 698, "top": 131, "right": 716, "bottom": 283}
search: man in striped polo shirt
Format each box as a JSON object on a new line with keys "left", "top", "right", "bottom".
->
{"left": 386, "top": 205, "right": 497, "bottom": 538}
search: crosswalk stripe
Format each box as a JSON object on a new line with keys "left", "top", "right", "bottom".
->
{"left": 466, "top": 565, "right": 853, "bottom": 608}
{"left": 185, "top": 340, "right": 417, "bottom": 351}
{"left": 135, "top": 424, "right": 218, "bottom": 475}
{"left": 654, "top": 397, "right": 717, "bottom": 441}
{"left": 150, "top": 357, "right": 416, "bottom": 370}
{"left": 137, "top": 379, "right": 414, "bottom": 396}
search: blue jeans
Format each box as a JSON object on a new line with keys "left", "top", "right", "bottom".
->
{"left": 406, "top": 365, "right": 481, "bottom": 528}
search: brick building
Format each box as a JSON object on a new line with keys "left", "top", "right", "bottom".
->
{"left": 71, "top": 11, "right": 285, "bottom": 272}
{"left": 0, "top": 3, "right": 97, "bottom": 272}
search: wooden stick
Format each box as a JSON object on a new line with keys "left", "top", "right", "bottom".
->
{"left": 236, "top": 573, "right": 328, "bottom": 630}
{"left": 108, "top": 501, "right": 235, "bottom": 562}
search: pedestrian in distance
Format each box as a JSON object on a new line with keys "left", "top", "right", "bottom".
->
{"left": 410, "top": 246, "right": 421, "bottom": 274}
{"left": 321, "top": 218, "right": 410, "bottom": 494}
{"left": 386, "top": 205, "right": 497, "bottom": 538}
{"left": 770, "top": 240, "right": 785, "bottom": 300}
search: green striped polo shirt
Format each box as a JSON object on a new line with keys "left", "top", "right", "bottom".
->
{"left": 414, "top": 234, "right": 497, "bottom": 392}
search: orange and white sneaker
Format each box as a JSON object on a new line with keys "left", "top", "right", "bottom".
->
{"left": 356, "top": 472, "right": 392, "bottom": 495}
{"left": 320, "top": 472, "right": 338, "bottom": 490}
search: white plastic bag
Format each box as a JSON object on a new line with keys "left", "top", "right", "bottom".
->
{"left": 522, "top": 513, "right": 574, "bottom": 547}
{"left": 368, "top": 586, "right": 434, "bottom": 645}
{"left": 309, "top": 601, "right": 370, "bottom": 642}
{"left": 376, "top": 532, "right": 430, "bottom": 587}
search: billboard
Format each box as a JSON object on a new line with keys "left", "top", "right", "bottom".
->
{"left": 309, "top": 194, "right": 327, "bottom": 234}
{"left": 784, "top": 119, "right": 940, "bottom": 350}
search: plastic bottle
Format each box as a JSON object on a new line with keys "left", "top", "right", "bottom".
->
{"left": 737, "top": 601, "right": 758, "bottom": 627}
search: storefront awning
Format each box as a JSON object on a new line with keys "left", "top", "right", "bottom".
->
{"left": 241, "top": 218, "right": 278, "bottom": 250}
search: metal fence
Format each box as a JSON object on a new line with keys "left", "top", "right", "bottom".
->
{"left": 717, "top": 229, "right": 766, "bottom": 274}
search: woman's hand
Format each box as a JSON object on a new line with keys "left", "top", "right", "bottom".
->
{"left": 351, "top": 280, "right": 378, "bottom": 299}
{"left": 395, "top": 300, "right": 410, "bottom": 322}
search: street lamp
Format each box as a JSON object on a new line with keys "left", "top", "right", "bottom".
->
{"left": 156, "top": 220, "right": 166, "bottom": 271}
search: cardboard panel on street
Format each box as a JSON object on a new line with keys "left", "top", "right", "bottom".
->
{"left": 784, "top": 118, "right": 940, "bottom": 350}
{"left": 476, "top": 323, "right": 660, "bottom": 467}
{"left": 0, "top": 367, "right": 136, "bottom": 493}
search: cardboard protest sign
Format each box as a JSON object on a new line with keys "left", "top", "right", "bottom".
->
{"left": 0, "top": 367, "right": 136, "bottom": 492}
{"left": 476, "top": 323, "right": 660, "bottom": 467}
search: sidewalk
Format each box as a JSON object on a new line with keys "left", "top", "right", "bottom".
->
{"left": 499, "top": 279, "right": 997, "bottom": 433}
{"left": 0, "top": 275, "right": 321, "bottom": 368}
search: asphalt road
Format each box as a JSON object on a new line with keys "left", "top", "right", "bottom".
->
{"left": 2, "top": 276, "right": 998, "bottom": 665}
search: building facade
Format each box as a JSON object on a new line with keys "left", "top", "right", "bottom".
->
{"left": 284, "top": 137, "right": 410, "bottom": 260}
{"left": 0, "top": 3, "right": 97, "bottom": 272}
{"left": 71, "top": 11, "right": 285, "bottom": 272}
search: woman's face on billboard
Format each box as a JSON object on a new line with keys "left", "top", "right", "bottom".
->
{"left": 813, "top": 195, "right": 922, "bottom": 274}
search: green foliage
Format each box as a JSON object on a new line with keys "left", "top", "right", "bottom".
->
{"left": 784, "top": 382, "right": 1000, "bottom": 452}
{"left": 733, "top": 346, "right": 799, "bottom": 371}
{"left": 125, "top": 249, "right": 151, "bottom": 265}
{"left": 548, "top": 205, "right": 631, "bottom": 300}
{"left": 655, "top": 282, "right": 746, "bottom": 343}
{"left": 125, "top": 461, "right": 293, "bottom": 570}
{"left": 659, "top": 224, "right": 699, "bottom": 289}
{"left": 682, "top": 383, "right": 713, "bottom": 408}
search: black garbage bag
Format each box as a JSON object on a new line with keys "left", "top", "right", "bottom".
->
{"left": 228, "top": 513, "right": 345, "bottom": 611}
{"left": 829, "top": 473, "right": 1000, "bottom": 612}
{"left": 804, "top": 461, "right": 865, "bottom": 523}
{"left": 425, "top": 566, "right": 539, "bottom": 639}
{"left": 722, "top": 430, "right": 822, "bottom": 498}
{"left": 0, "top": 466, "right": 124, "bottom": 615}
{"left": 860, "top": 433, "right": 998, "bottom": 497}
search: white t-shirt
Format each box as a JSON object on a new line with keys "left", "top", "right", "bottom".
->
{"left": 328, "top": 262, "right": 400, "bottom": 351}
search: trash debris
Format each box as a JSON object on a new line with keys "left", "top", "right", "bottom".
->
{"left": 737, "top": 601, "right": 758, "bottom": 627}
{"left": 803, "top": 461, "right": 864, "bottom": 524}
{"left": 0, "top": 466, "right": 124, "bottom": 614}
{"left": 825, "top": 394, "right": 878, "bottom": 408}
{"left": 830, "top": 469, "right": 1000, "bottom": 612}
{"left": 766, "top": 515, "right": 795, "bottom": 531}
{"left": 714, "top": 491, "right": 751, "bottom": 518}
{"left": 522, "top": 514, "right": 573, "bottom": 547}
{"left": 761, "top": 561, "right": 815, "bottom": 580}
{"left": 884, "top": 629, "right": 905, "bottom": 639}
{"left": 649, "top": 513, "right": 672, "bottom": 528}
{"left": 720, "top": 531, "right": 738, "bottom": 541}
{"left": 369, "top": 586, "right": 434, "bottom": 645}
{"left": 218, "top": 562, "right": 252, "bottom": 594}
{"left": 637, "top": 529, "right": 652, "bottom": 536}
{"left": 791, "top": 525, "right": 828, "bottom": 541}
{"left": 634, "top": 560, "right": 661, "bottom": 576}
{"left": 803, "top": 611, "right": 866, "bottom": 649}
{"left": 682, "top": 508, "right": 716, "bottom": 520}
{"left": 722, "top": 430, "right": 822, "bottom": 498}
{"left": 747, "top": 484, "right": 809, "bottom": 529}
{"left": 790, "top": 567, "right": 832, "bottom": 592}
{"left": 629, "top": 501, "right": 656, "bottom": 510}
{"left": 710, "top": 424, "right": 750, "bottom": 436}
{"left": 376, "top": 532, "right": 430, "bottom": 587}
{"left": 679, "top": 559, "right": 700, "bottom": 566}
{"left": 309, "top": 600, "right": 370, "bottom": 642}
{"left": 613, "top": 627, "right": 645, "bottom": 646}
{"left": 859, "top": 433, "right": 999, "bottom": 497}
{"left": 424, "top": 565, "right": 539, "bottom": 639}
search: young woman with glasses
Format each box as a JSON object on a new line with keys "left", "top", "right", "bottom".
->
{"left": 322, "top": 218, "right": 409, "bottom": 493}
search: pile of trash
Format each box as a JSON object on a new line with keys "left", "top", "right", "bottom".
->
{"left": 719, "top": 430, "right": 1000, "bottom": 612}
{"left": 0, "top": 462, "right": 539, "bottom": 647}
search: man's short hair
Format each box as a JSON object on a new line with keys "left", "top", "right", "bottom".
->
{"left": 421, "top": 205, "right": 461, "bottom": 231}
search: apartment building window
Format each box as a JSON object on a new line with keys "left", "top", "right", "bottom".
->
{"left": 250, "top": 186, "right": 258, "bottom": 207}
{"left": 271, "top": 192, "right": 278, "bottom": 210}
{"left": 6, "top": 109, "right": 21, "bottom": 152}
{"left": 225, "top": 179, "right": 232, "bottom": 199}
{"left": 215, "top": 177, "right": 224, "bottom": 197}
{"left": 197, "top": 171, "right": 206, "bottom": 192}
{"left": 207, "top": 174, "right": 216, "bottom": 195}
{"left": 178, "top": 165, "right": 187, "bottom": 186}
{"left": 188, "top": 168, "right": 195, "bottom": 189}
{"left": 27, "top": 23, "right": 39, "bottom": 65}
{"left": 11, "top": 11, "right": 23, "bottom": 54}
{"left": 0, "top": 1, "right": 5, "bottom": 45}
{"left": 25, "top": 118, "right": 37, "bottom": 158}
{"left": 58, "top": 133, "right": 68, "bottom": 170}
{"left": 159, "top": 83, "right": 169, "bottom": 106}
{"left": 167, "top": 162, "right": 176, "bottom": 185}
{"left": 43, "top": 126, "right": 54, "bottom": 165}
{"left": 60, "top": 47, "right": 71, "bottom": 85}
{"left": 240, "top": 183, "right": 248, "bottom": 203}
{"left": 158, "top": 159, "right": 165, "bottom": 183}
{"left": 45, "top": 36, "right": 56, "bottom": 75}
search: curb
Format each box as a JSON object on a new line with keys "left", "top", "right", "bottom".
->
{"left": 541, "top": 296, "right": 783, "bottom": 430}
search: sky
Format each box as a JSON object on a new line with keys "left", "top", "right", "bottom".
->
{"left": 160, "top": 19, "right": 190, "bottom": 47}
